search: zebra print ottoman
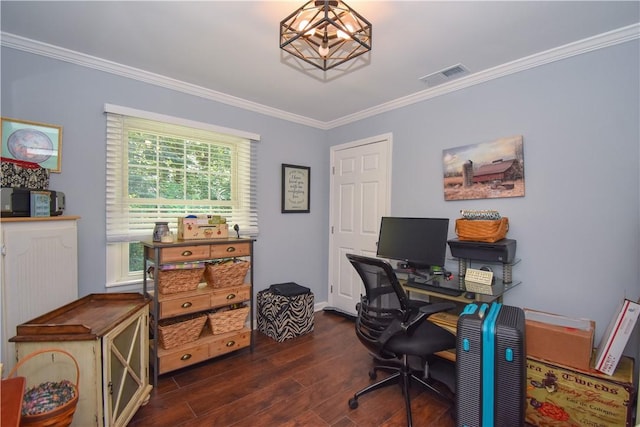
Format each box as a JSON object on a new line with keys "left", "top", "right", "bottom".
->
{"left": 257, "top": 283, "right": 314, "bottom": 342}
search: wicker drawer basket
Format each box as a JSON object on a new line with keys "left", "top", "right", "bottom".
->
{"left": 203, "top": 260, "right": 250, "bottom": 289}
{"left": 207, "top": 305, "right": 249, "bottom": 335}
{"left": 148, "top": 266, "right": 204, "bottom": 295}
{"left": 156, "top": 313, "right": 207, "bottom": 349}
{"left": 455, "top": 217, "right": 509, "bottom": 243}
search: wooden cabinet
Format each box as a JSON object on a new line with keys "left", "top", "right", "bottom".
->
{"left": 0, "top": 216, "right": 80, "bottom": 374}
{"left": 142, "top": 238, "right": 255, "bottom": 386}
{"left": 9, "top": 293, "right": 152, "bottom": 427}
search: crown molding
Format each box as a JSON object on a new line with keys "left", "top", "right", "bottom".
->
{"left": 325, "top": 23, "right": 640, "bottom": 129}
{"left": 0, "top": 32, "right": 326, "bottom": 129}
{"left": 2, "top": 23, "right": 638, "bottom": 131}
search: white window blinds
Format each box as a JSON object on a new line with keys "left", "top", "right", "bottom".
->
{"left": 105, "top": 106, "right": 259, "bottom": 242}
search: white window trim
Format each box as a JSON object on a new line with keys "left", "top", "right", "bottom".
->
{"left": 105, "top": 105, "right": 260, "bottom": 288}
{"left": 104, "top": 104, "right": 260, "bottom": 141}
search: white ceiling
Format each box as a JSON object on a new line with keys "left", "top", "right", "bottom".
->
{"left": 1, "top": 1, "right": 639, "bottom": 127}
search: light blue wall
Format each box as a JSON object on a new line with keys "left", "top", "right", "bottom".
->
{"left": 328, "top": 40, "right": 640, "bottom": 353}
{"left": 2, "top": 39, "right": 639, "bottom": 360}
{"left": 1, "top": 47, "right": 331, "bottom": 302}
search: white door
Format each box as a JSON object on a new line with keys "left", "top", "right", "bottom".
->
{"left": 328, "top": 134, "right": 392, "bottom": 315}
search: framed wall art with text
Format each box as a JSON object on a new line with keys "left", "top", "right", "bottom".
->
{"left": 281, "top": 163, "right": 310, "bottom": 213}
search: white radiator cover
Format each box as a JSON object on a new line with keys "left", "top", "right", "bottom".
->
{"left": 1, "top": 218, "right": 79, "bottom": 374}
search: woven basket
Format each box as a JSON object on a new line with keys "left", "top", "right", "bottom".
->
{"left": 157, "top": 313, "right": 207, "bottom": 349}
{"left": 203, "top": 260, "right": 250, "bottom": 289}
{"left": 207, "top": 305, "right": 249, "bottom": 335}
{"left": 148, "top": 266, "right": 204, "bottom": 294}
{"left": 455, "top": 217, "right": 509, "bottom": 243}
{"left": 9, "top": 348, "right": 79, "bottom": 427}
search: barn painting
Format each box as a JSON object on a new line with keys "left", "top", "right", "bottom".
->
{"left": 442, "top": 135, "right": 525, "bottom": 201}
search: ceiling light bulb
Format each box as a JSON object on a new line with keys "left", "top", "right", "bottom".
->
{"left": 337, "top": 23, "right": 354, "bottom": 40}
{"left": 318, "top": 44, "right": 330, "bottom": 57}
{"left": 298, "top": 20, "right": 315, "bottom": 36}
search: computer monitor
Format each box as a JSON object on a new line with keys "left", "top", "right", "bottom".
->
{"left": 376, "top": 217, "right": 449, "bottom": 271}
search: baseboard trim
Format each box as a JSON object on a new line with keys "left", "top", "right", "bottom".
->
{"left": 321, "top": 306, "right": 357, "bottom": 321}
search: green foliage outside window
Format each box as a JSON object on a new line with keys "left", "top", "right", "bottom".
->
{"left": 129, "top": 242, "right": 144, "bottom": 273}
{"left": 126, "top": 130, "right": 234, "bottom": 273}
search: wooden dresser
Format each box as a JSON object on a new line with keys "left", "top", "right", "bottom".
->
{"left": 143, "top": 238, "right": 255, "bottom": 386}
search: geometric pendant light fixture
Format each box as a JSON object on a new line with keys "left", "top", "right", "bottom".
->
{"left": 280, "top": 0, "right": 372, "bottom": 71}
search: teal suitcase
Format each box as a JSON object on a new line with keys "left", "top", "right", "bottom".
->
{"left": 455, "top": 302, "right": 526, "bottom": 426}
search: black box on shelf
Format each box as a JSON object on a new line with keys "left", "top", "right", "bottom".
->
{"left": 448, "top": 238, "right": 517, "bottom": 264}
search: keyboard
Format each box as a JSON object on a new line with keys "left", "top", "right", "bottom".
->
{"left": 406, "top": 280, "right": 464, "bottom": 296}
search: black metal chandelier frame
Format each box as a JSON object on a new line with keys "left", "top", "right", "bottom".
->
{"left": 280, "top": 0, "right": 372, "bottom": 71}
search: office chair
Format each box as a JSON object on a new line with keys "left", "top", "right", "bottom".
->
{"left": 346, "top": 253, "right": 456, "bottom": 427}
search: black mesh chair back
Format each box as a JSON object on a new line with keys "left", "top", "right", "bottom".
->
{"left": 346, "top": 253, "right": 456, "bottom": 427}
{"left": 348, "top": 254, "right": 409, "bottom": 359}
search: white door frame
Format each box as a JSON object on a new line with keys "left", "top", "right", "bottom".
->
{"left": 327, "top": 133, "right": 393, "bottom": 310}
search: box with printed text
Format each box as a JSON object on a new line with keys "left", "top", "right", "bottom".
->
{"left": 594, "top": 299, "right": 640, "bottom": 376}
{"left": 526, "top": 355, "right": 635, "bottom": 427}
{"left": 177, "top": 217, "right": 229, "bottom": 240}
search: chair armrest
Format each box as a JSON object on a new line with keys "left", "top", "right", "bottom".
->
{"left": 403, "top": 302, "right": 456, "bottom": 335}
{"left": 418, "top": 302, "right": 456, "bottom": 318}
{"left": 380, "top": 302, "right": 456, "bottom": 344}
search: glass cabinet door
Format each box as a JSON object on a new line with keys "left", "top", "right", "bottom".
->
{"left": 103, "top": 305, "right": 150, "bottom": 427}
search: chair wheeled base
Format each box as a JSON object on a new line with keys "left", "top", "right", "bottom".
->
{"left": 348, "top": 354, "right": 452, "bottom": 427}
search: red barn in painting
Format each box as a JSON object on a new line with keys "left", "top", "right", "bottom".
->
{"left": 472, "top": 159, "right": 521, "bottom": 183}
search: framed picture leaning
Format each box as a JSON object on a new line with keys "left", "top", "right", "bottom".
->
{"left": 1, "top": 117, "right": 63, "bottom": 172}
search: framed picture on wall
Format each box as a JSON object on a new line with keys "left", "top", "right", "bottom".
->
{"left": 1, "top": 117, "right": 63, "bottom": 172}
{"left": 442, "top": 135, "right": 525, "bottom": 201}
{"left": 281, "top": 164, "right": 310, "bottom": 213}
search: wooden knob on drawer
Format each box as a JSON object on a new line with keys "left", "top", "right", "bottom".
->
{"left": 226, "top": 247, "right": 236, "bottom": 253}
{"left": 226, "top": 293, "right": 236, "bottom": 300}
{"left": 181, "top": 250, "right": 193, "bottom": 257}
{"left": 226, "top": 341, "right": 235, "bottom": 347}
{"left": 181, "top": 302, "right": 192, "bottom": 309}
{"left": 180, "top": 354, "right": 192, "bottom": 361}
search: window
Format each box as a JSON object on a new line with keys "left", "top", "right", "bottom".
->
{"left": 105, "top": 105, "right": 259, "bottom": 287}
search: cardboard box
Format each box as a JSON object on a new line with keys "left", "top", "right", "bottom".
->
{"left": 178, "top": 217, "right": 229, "bottom": 240}
{"left": 526, "top": 355, "right": 635, "bottom": 427}
{"left": 594, "top": 299, "right": 640, "bottom": 376}
{"left": 524, "top": 309, "right": 595, "bottom": 371}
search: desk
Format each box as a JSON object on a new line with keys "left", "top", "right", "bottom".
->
{"left": 1, "top": 376, "right": 25, "bottom": 427}
{"left": 404, "top": 278, "right": 521, "bottom": 363}
{"left": 402, "top": 277, "right": 521, "bottom": 305}
{"left": 427, "top": 312, "right": 459, "bottom": 362}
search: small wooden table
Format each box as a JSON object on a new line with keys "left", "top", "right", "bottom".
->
{"left": 1, "top": 376, "right": 25, "bottom": 427}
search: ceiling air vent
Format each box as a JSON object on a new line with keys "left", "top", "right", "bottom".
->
{"left": 419, "top": 63, "right": 470, "bottom": 87}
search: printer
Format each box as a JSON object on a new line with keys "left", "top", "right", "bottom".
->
{"left": 448, "top": 238, "right": 517, "bottom": 264}
{"left": 1, "top": 188, "right": 65, "bottom": 217}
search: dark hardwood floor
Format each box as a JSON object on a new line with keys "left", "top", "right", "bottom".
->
{"left": 129, "top": 311, "right": 456, "bottom": 427}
